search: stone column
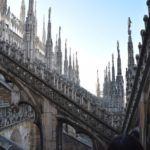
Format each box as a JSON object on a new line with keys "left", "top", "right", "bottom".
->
{"left": 139, "top": 92, "right": 148, "bottom": 150}
{"left": 56, "top": 121, "right": 63, "bottom": 150}
{"left": 41, "top": 99, "right": 57, "bottom": 150}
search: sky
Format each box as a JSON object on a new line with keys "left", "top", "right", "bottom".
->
{"left": 7, "top": 0, "right": 147, "bottom": 95}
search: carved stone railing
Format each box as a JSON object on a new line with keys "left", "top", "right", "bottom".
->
{"left": 0, "top": 40, "right": 120, "bottom": 142}
{"left": 0, "top": 40, "right": 103, "bottom": 116}
{"left": 0, "top": 103, "right": 35, "bottom": 130}
{"left": 122, "top": 2, "right": 150, "bottom": 133}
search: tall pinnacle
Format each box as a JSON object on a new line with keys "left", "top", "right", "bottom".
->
{"left": 128, "top": 17, "right": 132, "bottom": 36}
{"left": 96, "top": 70, "right": 100, "bottom": 97}
{"left": 73, "top": 54, "right": 75, "bottom": 81}
{"left": 68, "top": 48, "right": 72, "bottom": 80}
{"left": 42, "top": 16, "right": 46, "bottom": 44}
{"left": 65, "top": 39, "right": 67, "bottom": 59}
{"left": 55, "top": 26, "right": 62, "bottom": 74}
{"left": 34, "top": 0, "right": 37, "bottom": 17}
{"left": 24, "top": 0, "right": 35, "bottom": 62}
{"left": 69, "top": 48, "right": 72, "bottom": 67}
{"left": 112, "top": 54, "right": 115, "bottom": 82}
{"left": 45, "top": 7, "right": 53, "bottom": 69}
{"left": 108, "top": 62, "right": 111, "bottom": 82}
{"left": 49, "top": 7, "right": 51, "bottom": 22}
{"left": 1, "top": 0, "right": 7, "bottom": 15}
{"left": 34, "top": 0, "right": 37, "bottom": 36}
{"left": 58, "top": 26, "right": 61, "bottom": 51}
{"left": 20, "top": 0, "right": 26, "bottom": 23}
{"left": 55, "top": 34, "right": 58, "bottom": 52}
{"left": 75, "top": 52, "right": 80, "bottom": 85}
{"left": 128, "top": 17, "right": 134, "bottom": 68}
{"left": 28, "top": 0, "right": 34, "bottom": 16}
{"left": 59, "top": 26, "right": 61, "bottom": 38}
{"left": 46, "top": 8, "right": 52, "bottom": 43}
{"left": 117, "top": 41, "right": 122, "bottom": 76}
{"left": 64, "top": 39, "right": 68, "bottom": 77}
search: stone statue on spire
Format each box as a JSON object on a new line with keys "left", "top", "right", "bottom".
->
{"left": 128, "top": 17, "right": 132, "bottom": 35}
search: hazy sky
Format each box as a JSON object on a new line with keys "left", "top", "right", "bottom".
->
{"left": 7, "top": 0, "right": 147, "bottom": 95}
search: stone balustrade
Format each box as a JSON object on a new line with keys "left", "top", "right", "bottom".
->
{"left": 0, "top": 39, "right": 120, "bottom": 141}
{"left": 0, "top": 39, "right": 111, "bottom": 125}
{"left": 0, "top": 103, "right": 35, "bottom": 130}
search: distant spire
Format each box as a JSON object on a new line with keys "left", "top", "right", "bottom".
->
{"left": 1, "top": 0, "right": 7, "bottom": 15}
{"left": 96, "top": 70, "right": 100, "bottom": 97}
{"left": 117, "top": 41, "right": 122, "bottom": 76}
{"left": 46, "top": 8, "right": 52, "bottom": 44}
{"left": 24, "top": 0, "right": 35, "bottom": 62}
{"left": 108, "top": 62, "right": 111, "bottom": 82}
{"left": 112, "top": 54, "right": 115, "bottom": 82}
{"left": 58, "top": 26, "right": 61, "bottom": 51}
{"left": 34, "top": 0, "right": 37, "bottom": 17}
{"left": 73, "top": 54, "right": 75, "bottom": 82}
{"left": 104, "top": 66, "right": 108, "bottom": 96}
{"left": 20, "top": 0, "right": 26, "bottom": 23}
{"left": 28, "top": 0, "right": 34, "bottom": 16}
{"left": 55, "top": 26, "right": 62, "bottom": 74}
{"left": 42, "top": 16, "right": 46, "bottom": 45}
{"left": 106, "top": 66, "right": 108, "bottom": 81}
{"left": 65, "top": 39, "right": 67, "bottom": 60}
{"left": 116, "top": 41, "right": 124, "bottom": 101}
{"left": 75, "top": 52, "right": 80, "bottom": 85}
{"left": 128, "top": 17, "right": 134, "bottom": 68}
{"left": 73, "top": 54, "right": 75, "bottom": 71}
{"left": 64, "top": 39, "right": 68, "bottom": 77}
{"left": 48, "top": 7, "right": 51, "bottom": 22}
{"left": 55, "top": 34, "right": 58, "bottom": 52}
{"left": 45, "top": 7, "right": 53, "bottom": 69}
{"left": 69, "top": 48, "right": 72, "bottom": 80}
{"left": 69, "top": 48, "right": 72, "bottom": 67}
{"left": 59, "top": 26, "right": 61, "bottom": 38}
{"left": 34, "top": 0, "right": 37, "bottom": 35}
